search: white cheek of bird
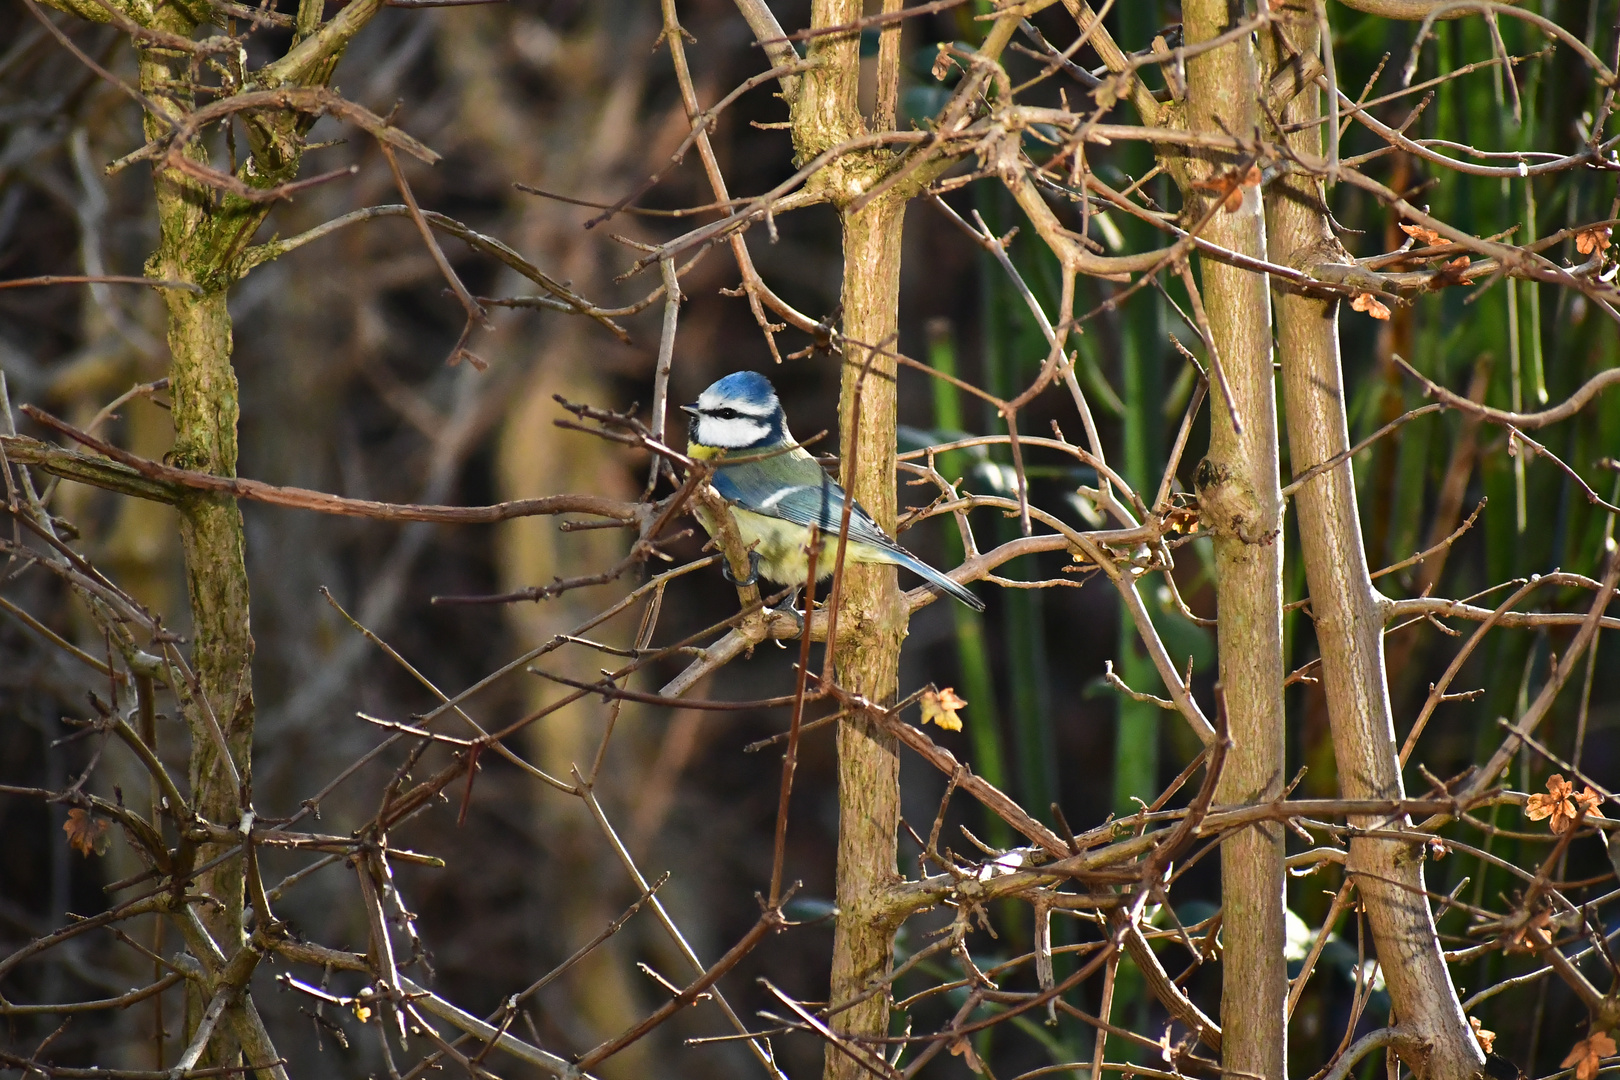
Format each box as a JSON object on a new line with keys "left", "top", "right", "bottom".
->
{"left": 697, "top": 414, "right": 770, "bottom": 448}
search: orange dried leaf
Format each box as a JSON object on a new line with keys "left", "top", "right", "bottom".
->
{"left": 1524, "top": 792, "right": 1557, "bottom": 820}
{"left": 1562, "top": 1032, "right": 1617, "bottom": 1080}
{"left": 1163, "top": 506, "right": 1201, "bottom": 535}
{"left": 1427, "top": 255, "right": 1475, "bottom": 287}
{"left": 1576, "top": 225, "right": 1612, "bottom": 255}
{"left": 1351, "top": 292, "right": 1391, "bottom": 320}
{"left": 1437, "top": 256, "right": 1473, "bottom": 288}
{"left": 1507, "top": 906, "right": 1553, "bottom": 951}
{"left": 920, "top": 686, "right": 967, "bottom": 731}
{"left": 1400, "top": 222, "right": 1443, "bottom": 246}
{"left": 1526, "top": 774, "right": 1588, "bottom": 833}
{"left": 1192, "top": 167, "right": 1255, "bottom": 213}
{"left": 1470, "top": 1016, "right": 1496, "bottom": 1055}
{"left": 63, "top": 808, "right": 110, "bottom": 857}
{"left": 949, "top": 1038, "right": 985, "bottom": 1074}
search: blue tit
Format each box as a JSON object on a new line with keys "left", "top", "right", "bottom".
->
{"left": 681, "top": 371, "right": 985, "bottom": 612}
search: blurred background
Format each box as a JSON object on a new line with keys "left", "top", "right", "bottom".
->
{"left": 2, "top": 1, "right": 1618, "bottom": 1077}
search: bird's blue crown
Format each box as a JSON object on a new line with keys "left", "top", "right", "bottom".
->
{"left": 708, "top": 370, "right": 778, "bottom": 409}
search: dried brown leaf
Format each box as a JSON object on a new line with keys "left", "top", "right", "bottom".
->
{"left": 1576, "top": 225, "right": 1612, "bottom": 255}
{"left": 63, "top": 808, "right": 110, "bottom": 857}
{"left": 1506, "top": 906, "right": 1552, "bottom": 951}
{"left": 949, "top": 1038, "right": 984, "bottom": 1074}
{"left": 1351, "top": 292, "right": 1391, "bottom": 320}
{"left": 1429, "top": 256, "right": 1476, "bottom": 289}
{"left": 1562, "top": 1032, "right": 1616, "bottom": 1080}
{"left": 1400, "top": 222, "right": 1443, "bottom": 246}
{"left": 1525, "top": 774, "right": 1595, "bottom": 834}
{"left": 1193, "top": 165, "right": 1259, "bottom": 214}
{"left": 920, "top": 686, "right": 967, "bottom": 731}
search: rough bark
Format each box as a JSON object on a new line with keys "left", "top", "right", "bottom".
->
{"left": 136, "top": 9, "right": 255, "bottom": 1061}
{"left": 127, "top": 0, "right": 378, "bottom": 1060}
{"left": 793, "top": 5, "right": 909, "bottom": 1077}
{"left": 825, "top": 196, "right": 909, "bottom": 1080}
{"left": 1263, "top": 6, "right": 1486, "bottom": 1077}
{"left": 1178, "top": 2, "right": 1288, "bottom": 1075}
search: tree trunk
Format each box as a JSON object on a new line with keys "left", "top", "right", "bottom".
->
{"left": 137, "top": 9, "right": 255, "bottom": 1063}
{"left": 131, "top": 0, "right": 374, "bottom": 1057}
{"left": 1179, "top": 2, "right": 1288, "bottom": 1075}
{"left": 139, "top": 0, "right": 252, "bottom": 971}
{"left": 1263, "top": 6, "right": 1486, "bottom": 1076}
{"left": 825, "top": 194, "right": 909, "bottom": 1080}
{"left": 793, "top": 4, "right": 909, "bottom": 1077}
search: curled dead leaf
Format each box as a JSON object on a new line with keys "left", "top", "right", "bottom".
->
{"left": 1090, "top": 74, "right": 1130, "bottom": 108}
{"left": 1351, "top": 292, "right": 1391, "bottom": 321}
{"left": 63, "top": 807, "right": 111, "bottom": 857}
{"left": 1525, "top": 773, "right": 1602, "bottom": 834}
{"left": 1428, "top": 256, "right": 1476, "bottom": 289}
{"left": 1164, "top": 505, "right": 1201, "bottom": 534}
{"left": 949, "top": 1038, "right": 985, "bottom": 1074}
{"left": 1561, "top": 1031, "right": 1616, "bottom": 1080}
{"left": 1400, "top": 222, "right": 1443, "bottom": 246}
{"left": 1576, "top": 225, "right": 1612, "bottom": 255}
{"left": 1505, "top": 905, "right": 1552, "bottom": 952}
{"left": 1470, "top": 1015, "right": 1496, "bottom": 1055}
{"left": 919, "top": 686, "right": 967, "bottom": 732}
{"left": 1193, "top": 165, "right": 1260, "bottom": 213}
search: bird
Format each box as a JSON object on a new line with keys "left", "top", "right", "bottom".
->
{"left": 681, "top": 370, "right": 985, "bottom": 612}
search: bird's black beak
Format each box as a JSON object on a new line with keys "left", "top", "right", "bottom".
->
{"left": 679, "top": 403, "right": 699, "bottom": 416}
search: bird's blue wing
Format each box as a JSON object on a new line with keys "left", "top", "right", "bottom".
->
{"left": 711, "top": 456, "right": 985, "bottom": 611}
{"left": 711, "top": 459, "right": 904, "bottom": 556}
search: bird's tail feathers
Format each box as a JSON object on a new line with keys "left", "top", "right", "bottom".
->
{"left": 898, "top": 551, "right": 985, "bottom": 612}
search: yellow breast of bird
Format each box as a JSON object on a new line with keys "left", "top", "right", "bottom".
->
{"left": 731, "top": 507, "right": 825, "bottom": 582}
{"left": 694, "top": 502, "right": 886, "bottom": 584}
